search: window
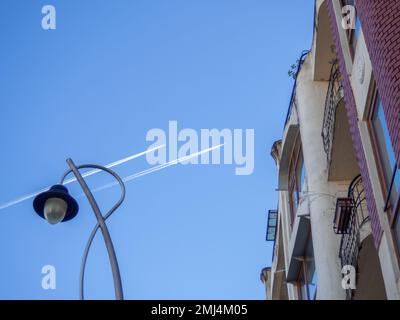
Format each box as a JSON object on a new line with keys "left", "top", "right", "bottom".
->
{"left": 373, "top": 98, "right": 399, "bottom": 209}
{"left": 266, "top": 210, "right": 278, "bottom": 242}
{"left": 288, "top": 133, "right": 305, "bottom": 225}
{"left": 296, "top": 234, "right": 317, "bottom": 300}
{"left": 368, "top": 90, "right": 400, "bottom": 253}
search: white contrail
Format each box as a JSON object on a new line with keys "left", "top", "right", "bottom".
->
{"left": 0, "top": 188, "right": 52, "bottom": 211}
{"left": 90, "top": 144, "right": 224, "bottom": 194}
{"left": 62, "top": 144, "right": 165, "bottom": 185}
{"left": 0, "top": 145, "right": 165, "bottom": 211}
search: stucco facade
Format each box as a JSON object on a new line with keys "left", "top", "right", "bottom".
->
{"left": 264, "top": 0, "right": 400, "bottom": 300}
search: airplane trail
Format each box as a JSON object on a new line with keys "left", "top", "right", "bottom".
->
{"left": 0, "top": 145, "right": 165, "bottom": 211}
{"left": 90, "top": 144, "right": 224, "bottom": 194}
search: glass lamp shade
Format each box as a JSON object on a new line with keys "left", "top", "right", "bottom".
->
{"left": 33, "top": 184, "right": 79, "bottom": 223}
{"left": 44, "top": 197, "right": 68, "bottom": 224}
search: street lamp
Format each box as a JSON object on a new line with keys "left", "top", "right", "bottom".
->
{"left": 33, "top": 158, "right": 125, "bottom": 300}
{"left": 33, "top": 184, "right": 79, "bottom": 224}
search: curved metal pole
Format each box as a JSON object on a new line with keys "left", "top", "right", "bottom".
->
{"left": 61, "top": 164, "right": 126, "bottom": 300}
{"left": 61, "top": 158, "right": 124, "bottom": 300}
{"left": 78, "top": 167, "right": 124, "bottom": 300}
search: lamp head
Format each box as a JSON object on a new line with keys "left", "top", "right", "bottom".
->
{"left": 33, "top": 184, "right": 79, "bottom": 224}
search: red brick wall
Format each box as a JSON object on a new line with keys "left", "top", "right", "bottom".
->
{"left": 355, "top": 0, "right": 400, "bottom": 165}
{"left": 326, "top": 0, "right": 383, "bottom": 247}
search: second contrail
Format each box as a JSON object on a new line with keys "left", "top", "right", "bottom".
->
{"left": 90, "top": 144, "right": 224, "bottom": 194}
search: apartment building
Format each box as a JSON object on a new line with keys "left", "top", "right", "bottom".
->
{"left": 263, "top": 0, "right": 400, "bottom": 300}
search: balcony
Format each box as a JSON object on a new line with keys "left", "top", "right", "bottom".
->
{"left": 321, "top": 60, "right": 358, "bottom": 181}
{"left": 314, "top": 0, "right": 336, "bottom": 81}
{"left": 322, "top": 60, "right": 344, "bottom": 165}
{"left": 284, "top": 51, "right": 309, "bottom": 128}
{"left": 333, "top": 175, "right": 370, "bottom": 299}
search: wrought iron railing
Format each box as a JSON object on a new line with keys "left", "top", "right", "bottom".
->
{"left": 322, "top": 60, "right": 344, "bottom": 164}
{"left": 336, "top": 175, "right": 370, "bottom": 300}
{"left": 284, "top": 50, "right": 310, "bottom": 127}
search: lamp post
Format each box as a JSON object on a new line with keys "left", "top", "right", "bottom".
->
{"left": 33, "top": 158, "right": 125, "bottom": 300}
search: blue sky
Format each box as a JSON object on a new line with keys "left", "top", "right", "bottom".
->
{"left": 0, "top": 1, "right": 313, "bottom": 299}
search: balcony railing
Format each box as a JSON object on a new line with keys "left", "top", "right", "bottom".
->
{"left": 266, "top": 210, "right": 278, "bottom": 260}
{"left": 322, "top": 60, "right": 344, "bottom": 164}
{"left": 284, "top": 50, "right": 310, "bottom": 127}
{"left": 333, "top": 175, "right": 370, "bottom": 300}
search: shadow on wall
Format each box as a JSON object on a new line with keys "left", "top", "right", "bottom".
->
{"left": 353, "top": 234, "right": 387, "bottom": 300}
